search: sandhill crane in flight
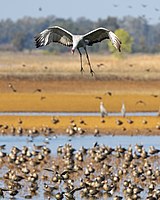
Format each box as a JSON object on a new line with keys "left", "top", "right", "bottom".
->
{"left": 35, "top": 26, "right": 121, "bottom": 75}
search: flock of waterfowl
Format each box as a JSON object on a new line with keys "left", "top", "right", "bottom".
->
{"left": 0, "top": 140, "right": 159, "bottom": 199}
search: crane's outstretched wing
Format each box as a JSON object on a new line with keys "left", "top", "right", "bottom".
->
{"left": 83, "top": 27, "right": 121, "bottom": 52}
{"left": 35, "top": 26, "right": 73, "bottom": 48}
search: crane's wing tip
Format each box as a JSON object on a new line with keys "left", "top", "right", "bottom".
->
{"left": 34, "top": 33, "right": 45, "bottom": 48}
{"left": 108, "top": 31, "right": 122, "bottom": 52}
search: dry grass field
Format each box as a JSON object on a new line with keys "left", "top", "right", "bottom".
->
{"left": 0, "top": 51, "right": 159, "bottom": 134}
{"left": 0, "top": 51, "right": 160, "bottom": 81}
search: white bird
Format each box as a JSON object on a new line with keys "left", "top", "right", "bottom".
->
{"left": 100, "top": 102, "right": 108, "bottom": 118}
{"left": 121, "top": 102, "right": 126, "bottom": 117}
{"left": 35, "top": 26, "right": 121, "bottom": 75}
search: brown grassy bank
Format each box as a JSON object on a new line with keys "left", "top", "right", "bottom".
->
{"left": 0, "top": 115, "right": 159, "bottom": 135}
{"left": 0, "top": 93, "right": 159, "bottom": 112}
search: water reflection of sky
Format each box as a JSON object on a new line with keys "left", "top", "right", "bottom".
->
{"left": 0, "top": 111, "right": 158, "bottom": 116}
{"left": 1, "top": 135, "right": 160, "bottom": 155}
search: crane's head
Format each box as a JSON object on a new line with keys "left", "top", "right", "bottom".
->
{"left": 71, "top": 48, "right": 75, "bottom": 54}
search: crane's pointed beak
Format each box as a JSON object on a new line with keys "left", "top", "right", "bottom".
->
{"left": 71, "top": 49, "right": 74, "bottom": 54}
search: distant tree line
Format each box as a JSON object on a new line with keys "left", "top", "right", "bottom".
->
{"left": 0, "top": 15, "right": 160, "bottom": 53}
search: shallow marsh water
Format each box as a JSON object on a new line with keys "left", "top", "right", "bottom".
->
{"left": 0, "top": 135, "right": 159, "bottom": 200}
{"left": 0, "top": 135, "right": 160, "bottom": 154}
{"left": 0, "top": 111, "right": 158, "bottom": 117}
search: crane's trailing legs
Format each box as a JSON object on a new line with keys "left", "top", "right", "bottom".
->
{"left": 84, "top": 47, "right": 94, "bottom": 76}
{"left": 77, "top": 48, "right": 84, "bottom": 74}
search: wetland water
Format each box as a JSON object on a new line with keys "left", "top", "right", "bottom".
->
{"left": 1, "top": 135, "right": 160, "bottom": 154}
{"left": 0, "top": 135, "right": 160, "bottom": 200}
{"left": 0, "top": 111, "right": 158, "bottom": 116}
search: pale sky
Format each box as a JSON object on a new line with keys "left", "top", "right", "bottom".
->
{"left": 1, "top": 0, "right": 160, "bottom": 24}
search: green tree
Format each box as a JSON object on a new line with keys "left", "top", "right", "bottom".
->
{"left": 108, "top": 28, "right": 133, "bottom": 56}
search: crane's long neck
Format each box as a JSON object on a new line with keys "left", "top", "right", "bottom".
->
{"left": 71, "top": 35, "right": 83, "bottom": 54}
{"left": 71, "top": 40, "right": 78, "bottom": 54}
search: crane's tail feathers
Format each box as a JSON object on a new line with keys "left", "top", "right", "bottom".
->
{"left": 108, "top": 31, "right": 122, "bottom": 52}
{"left": 34, "top": 29, "right": 50, "bottom": 48}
